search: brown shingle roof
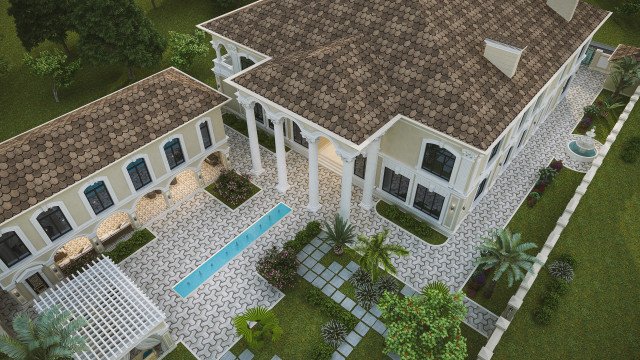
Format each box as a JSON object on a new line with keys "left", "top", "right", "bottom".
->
{"left": 0, "top": 68, "right": 228, "bottom": 223}
{"left": 610, "top": 44, "right": 640, "bottom": 62}
{"left": 202, "top": 0, "right": 608, "bottom": 148}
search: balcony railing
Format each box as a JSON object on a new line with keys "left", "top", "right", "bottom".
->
{"left": 213, "top": 54, "right": 234, "bottom": 78}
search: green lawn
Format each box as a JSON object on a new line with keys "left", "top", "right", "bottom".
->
{"left": 573, "top": 89, "right": 630, "bottom": 143}
{"left": 375, "top": 201, "right": 448, "bottom": 245}
{"left": 0, "top": 0, "right": 253, "bottom": 142}
{"left": 584, "top": 0, "right": 640, "bottom": 47}
{"left": 319, "top": 246, "right": 360, "bottom": 268}
{"left": 163, "top": 343, "right": 198, "bottom": 360}
{"left": 464, "top": 166, "right": 585, "bottom": 315}
{"left": 494, "top": 99, "right": 640, "bottom": 359}
{"left": 348, "top": 331, "right": 387, "bottom": 360}
{"left": 462, "top": 324, "right": 487, "bottom": 360}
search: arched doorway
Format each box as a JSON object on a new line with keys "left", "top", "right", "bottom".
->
{"left": 96, "top": 212, "right": 133, "bottom": 251}
{"left": 169, "top": 170, "right": 200, "bottom": 203}
{"left": 53, "top": 236, "right": 96, "bottom": 277}
{"left": 200, "top": 151, "right": 225, "bottom": 186}
{"left": 135, "top": 190, "right": 168, "bottom": 225}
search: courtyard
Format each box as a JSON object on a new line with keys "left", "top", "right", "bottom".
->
{"left": 90, "top": 67, "right": 605, "bottom": 359}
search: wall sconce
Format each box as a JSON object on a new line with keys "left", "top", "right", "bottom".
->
{"left": 450, "top": 204, "right": 456, "bottom": 211}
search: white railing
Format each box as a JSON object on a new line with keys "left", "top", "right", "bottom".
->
{"left": 213, "top": 54, "right": 234, "bottom": 78}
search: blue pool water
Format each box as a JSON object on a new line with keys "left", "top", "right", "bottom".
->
{"left": 173, "top": 202, "right": 292, "bottom": 298}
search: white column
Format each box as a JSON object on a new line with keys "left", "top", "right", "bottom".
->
{"left": 242, "top": 102, "right": 264, "bottom": 176}
{"left": 215, "top": 44, "right": 222, "bottom": 62}
{"left": 228, "top": 45, "right": 241, "bottom": 73}
{"left": 273, "top": 118, "right": 289, "bottom": 193}
{"left": 360, "top": 137, "right": 381, "bottom": 210}
{"left": 453, "top": 150, "right": 478, "bottom": 193}
{"left": 338, "top": 151, "right": 356, "bottom": 220}
{"left": 305, "top": 134, "right": 321, "bottom": 212}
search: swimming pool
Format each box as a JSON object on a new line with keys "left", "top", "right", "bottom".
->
{"left": 173, "top": 202, "right": 292, "bottom": 298}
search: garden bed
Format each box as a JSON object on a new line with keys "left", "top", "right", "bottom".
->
{"left": 104, "top": 229, "right": 156, "bottom": 264}
{"left": 223, "top": 113, "right": 290, "bottom": 153}
{"left": 375, "top": 201, "right": 448, "bottom": 245}
{"left": 573, "top": 89, "right": 630, "bottom": 143}
{"left": 164, "top": 343, "right": 197, "bottom": 360}
{"left": 463, "top": 166, "right": 584, "bottom": 315}
{"left": 205, "top": 169, "right": 260, "bottom": 209}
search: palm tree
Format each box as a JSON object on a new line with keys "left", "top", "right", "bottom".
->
{"left": 611, "top": 56, "right": 640, "bottom": 99}
{"left": 0, "top": 306, "right": 87, "bottom": 360}
{"left": 476, "top": 228, "right": 539, "bottom": 298}
{"left": 233, "top": 306, "right": 282, "bottom": 350}
{"left": 322, "top": 214, "right": 356, "bottom": 255}
{"left": 354, "top": 228, "right": 409, "bottom": 281}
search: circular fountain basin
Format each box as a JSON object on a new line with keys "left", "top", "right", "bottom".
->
{"left": 566, "top": 140, "right": 597, "bottom": 163}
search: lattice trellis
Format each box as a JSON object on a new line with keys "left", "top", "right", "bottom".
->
{"left": 35, "top": 257, "right": 166, "bottom": 360}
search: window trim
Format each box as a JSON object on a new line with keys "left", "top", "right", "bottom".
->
{"left": 122, "top": 154, "right": 156, "bottom": 194}
{"left": 30, "top": 203, "right": 76, "bottom": 243}
{"left": 197, "top": 118, "right": 214, "bottom": 151}
{"left": 83, "top": 181, "right": 115, "bottom": 216}
{"left": 381, "top": 167, "right": 411, "bottom": 202}
{"left": 0, "top": 227, "right": 36, "bottom": 270}
{"left": 14, "top": 265, "right": 53, "bottom": 298}
{"left": 417, "top": 140, "right": 460, "bottom": 185}
{"left": 420, "top": 143, "right": 457, "bottom": 182}
{"left": 162, "top": 137, "right": 187, "bottom": 171}
{"left": 76, "top": 176, "right": 119, "bottom": 219}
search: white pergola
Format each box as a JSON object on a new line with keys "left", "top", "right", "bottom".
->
{"left": 35, "top": 257, "right": 166, "bottom": 360}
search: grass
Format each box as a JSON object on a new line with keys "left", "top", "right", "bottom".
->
{"left": 348, "top": 330, "right": 387, "bottom": 359}
{"left": 318, "top": 246, "right": 360, "bottom": 268}
{"left": 462, "top": 324, "right": 487, "bottom": 360}
{"left": 584, "top": 0, "right": 640, "bottom": 47}
{"left": 375, "top": 201, "right": 448, "bottom": 245}
{"left": 0, "top": 0, "right": 253, "bottom": 142}
{"left": 573, "top": 89, "right": 630, "bottom": 143}
{"left": 163, "top": 343, "right": 198, "bottom": 360}
{"left": 104, "top": 229, "right": 156, "bottom": 264}
{"left": 463, "top": 166, "right": 585, "bottom": 315}
{"left": 223, "top": 113, "right": 290, "bottom": 153}
{"left": 494, "top": 98, "right": 640, "bottom": 359}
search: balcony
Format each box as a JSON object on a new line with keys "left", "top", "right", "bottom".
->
{"left": 213, "top": 54, "right": 234, "bottom": 78}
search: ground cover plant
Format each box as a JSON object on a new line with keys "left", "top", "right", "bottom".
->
{"left": 104, "top": 229, "right": 156, "bottom": 264}
{"left": 205, "top": 169, "right": 260, "bottom": 209}
{"left": 376, "top": 201, "right": 447, "bottom": 245}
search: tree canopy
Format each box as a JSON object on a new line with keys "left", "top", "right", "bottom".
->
{"left": 24, "top": 50, "right": 81, "bottom": 103}
{"left": 71, "top": 0, "right": 166, "bottom": 79}
{"left": 167, "top": 30, "right": 209, "bottom": 70}
{"left": 7, "top": 0, "right": 73, "bottom": 53}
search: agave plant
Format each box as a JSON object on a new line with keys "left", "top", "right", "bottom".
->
{"left": 0, "top": 306, "right": 87, "bottom": 360}
{"left": 233, "top": 306, "right": 283, "bottom": 349}
{"left": 348, "top": 268, "right": 373, "bottom": 289}
{"left": 322, "top": 214, "right": 356, "bottom": 255}
{"left": 476, "top": 228, "right": 540, "bottom": 298}
{"left": 321, "top": 320, "right": 347, "bottom": 348}
{"left": 547, "top": 260, "right": 574, "bottom": 283}
{"left": 375, "top": 275, "right": 400, "bottom": 295}
{"left": 355, "top": 282, "right": 382, "bottom": 309}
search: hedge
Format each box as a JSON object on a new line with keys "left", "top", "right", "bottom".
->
{"left": 283, "top": 221, "right": 322, "bottom": 253}
{"left": 105, "top": 229, "right": 156, "bottom": 264}
{"left": 305, "top": 287, "right": 358, "bottom": 331}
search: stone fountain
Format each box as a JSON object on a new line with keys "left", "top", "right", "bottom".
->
{"left": 567, "top": 127, "right": 598, "bottom": 163}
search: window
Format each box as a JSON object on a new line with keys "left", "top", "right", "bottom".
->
{"left": 163, "top": 138, "right": 185, "bottom": 170}
{"left": 354, "top": 155, "right": 367, "bottom": 179}
{"left": 488, "top": 140, "right": 502, "bottom": 162}
{"left": 292, "top": 123, "right": 308, "bottom": 148}
{"left": 561, "top": 76, "right": 572, "bottom": 95}
{"left": 518, "top": 131, "right": 528, "bottom": 148}
{"left": 504, "top": 146, "right": 514, "bottom": 164}
{"left": 127, "top": 158, "right": 152, "bottom": 190}
{"left": 421, "top": 144, "right": 456, "bottom": 181}
{"left": 0, "top": 231, "right": 31, "bottom": 267}
{"left": 254, "top": 104, "right": 265, "bottom": 124}
{"left": 413, "top": 185, "right": 445, "bottom": 219}
{"left": 240, "top": 56, "right": 255, "bottom": 70}
{"left": 200, "top": 122, "right": 213, "bottom": 149}
{"left": 37, "top": 207, "right": 72, "bottom": 241}
{"left": 475, "top": 178, "right": 488, "bottom": 200}
{"left": 382, "top": 168, "right": 410, "bottom": 201}
{"left": 84, "top": 181, "right": 114, "bottom": 215}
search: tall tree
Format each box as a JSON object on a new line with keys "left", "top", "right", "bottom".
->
{"left": 0, "top": 306, "right": 87, "bottom": 360}
{"left": 71, "top": 0, "right": 166, "bottom": 80}
{"left": 378, "top": 281, "right": 467, "bottom": 360}
{"left": 24, "top": 50, "right": 81, "bottom": 103}
{"left": 610, "top": 56, "right": 640, "bottom": 99}
{"left": 7, "top": 0, "right": 73, "bottom": 55}
{"left": 354, "top": 229, "right": 409, "bottom": 280}
{"left": 476, "top": 228, "right": 539, "bottom": 298}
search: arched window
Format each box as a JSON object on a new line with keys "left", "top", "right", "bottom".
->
{"left": 37, "top": 207, "right": 72, "bottom": 241}
{"left": 0, "top": 231, "right": 31, "bottom": 267}
{"left": 199, "top": 122, "right": 213, "bottom": 149}
{"left": 421, "top": 144, "right": 456, "bottom": 181}
{"left": 163, "top": 138, "right": 185, "bottom": 170}
{"left": 127, "top": 158, "right": 152, "bottom": 190}
{"left": 254, "top": 103, "right": 265, "bottom": 124}
{"left": 84, "top": 181, "right": 114, "bottom": 215}
{"left": 240, "top": 56, "right": 255, "bottom": 70}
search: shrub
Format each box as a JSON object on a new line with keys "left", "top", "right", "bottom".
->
{"left": 527, "top": 192, "right": 541, "bottom": 207}
{"left": 583, "top": 104, "right": 602, "bottom": 119}
{"left": 546, "top": 277, "right": 570, "bottom": 296}
{"left": 105, "top": 229, "right": 156, "bottom": 264}
{"left": 577, "top": 117, "right": 594, "bottom": 132}
{"left": 542, "top": 291, "right": 561, "bottom": 310}
{"left": 321, "top": 319, "right": 347, "bottom": 348}
{"left": 349, "top": 268, "right": 373, "bottom": 289}
{"left": 207, "top": 170, "right": 258, "bottom": 209}
{"left": 556, "top": 253, "right": 577, "bottom": 269}
{"left": 355, "top": 282, "right": 381, "bottom": 309}
{"left": 548, "top": 260, "right": 575, "bottom": 283}
{"left": 376, "top": 201, "right": 435, "bottom": 241}
{"left": 533, "top": 181, "right": 546, "bottom": 194}
{"left": 305, "top": 288, "right": 358, "bottom": 330}
{"left": 283, "top": 221, "right": 322, "bottom": 253}
{"left": 549, "top": 159, "right": 564, "bottom": 172}
{"left": 256, "top": 246, "right": 298, "bottom": 290}
{"left": 538, "top": 167, "right": 558, "bottom": 185}
{"left": 61, "top": 250, "right": 99, "bottom": 277}
{"left": 376, "top": 275, "right": 400, "bottom": 294}
{"left": 532, "top": 306, "right": 553, "bottom": 325}
{"left": 309, "top": 343, "right": 334, "bottom": 360}
{"left": 620, "top": 136, "right": 640, "bottom": 164}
